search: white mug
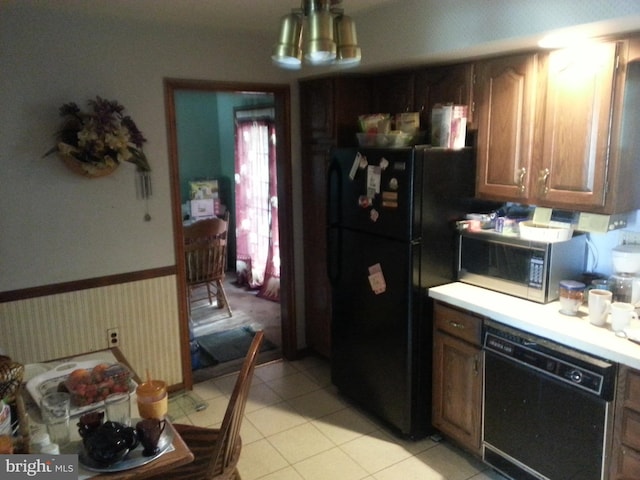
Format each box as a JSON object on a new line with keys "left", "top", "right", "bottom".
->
{"left": 588, "top": 289, "right": 612, "bottom": 327}
{"left": 611, "top": 302, "right": 639, "bottom": 332}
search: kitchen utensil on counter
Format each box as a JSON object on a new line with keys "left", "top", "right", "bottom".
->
{"left": 611, "top": 302, "right": 639, "bottom": 332}
{"left": 105, "top": 392, "right": 132, "bottom": 426}
{"left": 612, "top": 244, "right": 640, "bottom": 273}
{"left": 82, "top": 421, "right": 139, "bottom": 466}
{"left": 77, "top": 411, "right": 105, "bottom": 438}
{"left": 136, "top": 418, "right": 166, "bottom": 456}
{"left": 40, "top": 391, "right": 70, "bottom": 447}
{"left": 588, "top": 289, "right": 612, "bottom": 326}
{"left": 519, "top": 221, "right": 574, "bottom": 243}
{"left": 609, "top": 272, "right": 640, "bottom": 304}
{"left": 589, "top": 278, "right": 611, "bottom": 291}
{"left": 136, "top": 371, "right": 167, "bottom": 420}
{"left": 609, "top": 244, "right": 640, "bottom": 305}
{"left": 559, "top": 280, "right": 585, "bottom": 316}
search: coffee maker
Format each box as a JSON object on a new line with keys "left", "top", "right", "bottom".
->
{"left": 609, "top": 245, "right": 640, "bottom": 305}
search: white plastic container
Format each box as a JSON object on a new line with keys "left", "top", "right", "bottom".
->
{"left": 30, "top": 431, "right": 51, "bottom": 452}
{"left": 519, "top": 221, "right": 574, "bottom": 243}
{"left": 612, "top": 244, "right": 640, "bottom": 273}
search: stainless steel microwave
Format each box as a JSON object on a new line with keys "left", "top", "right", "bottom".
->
{"left": 457, "top": 231, "right": 586, "bottom": 303}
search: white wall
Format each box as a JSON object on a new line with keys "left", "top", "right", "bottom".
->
{"left": 0, "top": 4, "right": 291, "bottom": 291}
{"left": 354, "top": 0, "right": 640, "bottom": 71}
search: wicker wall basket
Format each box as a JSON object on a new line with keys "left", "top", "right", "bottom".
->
{"left": 60, "top": 153, "right": 119, "bottom": 178}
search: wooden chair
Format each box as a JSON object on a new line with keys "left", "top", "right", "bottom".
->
{"left": 184, "top": 213, "right": 232, "bottom": 317}
{"left": 145, "top": 330, "right": 264, "bottom": 480}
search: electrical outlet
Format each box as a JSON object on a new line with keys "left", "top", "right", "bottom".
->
{"left": 619, "top": 230, "right": 640, "bottom": 245}
{"left": 107, "top": 327, "right": 120, "bottom": 348}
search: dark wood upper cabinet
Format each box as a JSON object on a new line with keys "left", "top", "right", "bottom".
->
{"left": 370, "top": 71, "right": 415, "bottom": 115}
{"left": 474, "top": 37, "right": 640, "bottom": 214}
{"left": 300, "top": 78, "right": 335, "bottom": 142}
{"left": 414, "top": 63, "right": 475, "bottom": 143}
{"left": 535, "top": 41, "right": 618, "bottom": 209}
{"left": 474, "top": 53, "right": 539, "bottom": 201}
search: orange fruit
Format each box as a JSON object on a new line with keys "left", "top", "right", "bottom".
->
{"left": 68, "top": 368, "right": 90, "bottom": 382}
{"left": 91, "top": 363, "right": 110, "bottom": 381}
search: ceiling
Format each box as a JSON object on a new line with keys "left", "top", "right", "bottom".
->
{"left": 23, "top": 0, "right": 397, "bottom": 35}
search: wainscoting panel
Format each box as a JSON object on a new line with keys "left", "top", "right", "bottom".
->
{"left": 0, "top": 275, "right": 183, "bottom": 385}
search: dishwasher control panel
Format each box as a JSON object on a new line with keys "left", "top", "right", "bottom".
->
{"left": 483, "top": 321, "right": 616, "bottom": 399}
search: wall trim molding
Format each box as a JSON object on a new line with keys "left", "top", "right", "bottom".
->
{"left": 0, "top": 266, "right": 177, "bottom": 303}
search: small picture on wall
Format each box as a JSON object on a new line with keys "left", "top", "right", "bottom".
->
{"left": 189, "top": 180, "right": 219, "bottom": 199}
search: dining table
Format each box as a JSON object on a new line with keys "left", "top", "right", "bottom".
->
{"left": 23, "top": 347, "right": 194, "bottom": 479}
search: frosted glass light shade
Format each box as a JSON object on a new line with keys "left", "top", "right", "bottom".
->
{"left": 304, "top": 8, "right": 336, "bottom": 64}
{"left": 272, "top": 12, "right": 303, "bottom": 69}
{"left": 271, "top": 1, "right": 361, "bottom": 69}
{"left": 335, "top": 14, "right": 361, "bottom": 65}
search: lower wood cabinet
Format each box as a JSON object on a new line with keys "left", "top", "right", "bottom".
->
{"left": 432, "top": 301, "right": 483, "bottom": 456}
{"left": 611, "top": 365, "right": 640, "bottom": 479}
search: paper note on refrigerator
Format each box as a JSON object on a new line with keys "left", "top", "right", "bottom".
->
{"left": 368, "top": 263, "right": 386, "bottom": 295}
{"left": 367, "top": 165, "right": 381, "bottom": 198}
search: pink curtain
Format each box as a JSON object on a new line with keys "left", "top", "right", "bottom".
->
{"left": 234, "top": 118, "right": 280, "bottom": 302}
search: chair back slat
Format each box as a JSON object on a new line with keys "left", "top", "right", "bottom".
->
{"left": 184, "top": 216, "right": 228, "bottom": 287}
{"left": 207, "top": 330, "right": 264, "bottom": 476}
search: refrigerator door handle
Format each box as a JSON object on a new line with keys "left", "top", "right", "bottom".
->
{"left": 326, "top": 159, "right": 342, "bottom": 285}
{"left": 326, "top": 159, "right": 341, "bottom": 227}
{"left": 327, "top": 226, "right": 341, "bottom": 285}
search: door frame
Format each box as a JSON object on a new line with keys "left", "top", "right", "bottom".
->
{"left": 163, "top": 78, "right": 296, "bottom": 390}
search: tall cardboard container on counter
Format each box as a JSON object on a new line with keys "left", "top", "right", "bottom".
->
{"left": 431, "top": 104, "right": 467, "bottom": 149}
{"left": 450, "top": 105, "right": 468, "bottom": 149}
{"left": 431, "top": 104, "right": 452, "bottom": 147}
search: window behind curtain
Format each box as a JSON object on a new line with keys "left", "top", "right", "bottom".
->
{"left": 234, "top": 114, "right": 280, "bottom": 302}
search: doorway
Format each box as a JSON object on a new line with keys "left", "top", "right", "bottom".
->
{"left": 163, "top": 79, "right": 296, "bottom": 390}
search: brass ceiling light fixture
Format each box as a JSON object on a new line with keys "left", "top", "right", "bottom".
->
{"left": 272, "top": 0, "right": 361, "bottom": 70}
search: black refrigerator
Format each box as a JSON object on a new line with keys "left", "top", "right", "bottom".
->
{"left": 327, "top": 146, "right": 479, "bottom": 439}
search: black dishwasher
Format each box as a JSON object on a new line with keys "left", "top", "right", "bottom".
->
{"left": 483, "top": 320, "right": 617, "bottom": 480}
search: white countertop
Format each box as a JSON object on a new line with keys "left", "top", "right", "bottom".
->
{"left": 429, "top": 282, "right": 640, "bottom": 370}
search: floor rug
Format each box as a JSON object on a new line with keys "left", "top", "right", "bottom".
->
{"left": 196, "top": 326, "right": 276, "bottom": 366}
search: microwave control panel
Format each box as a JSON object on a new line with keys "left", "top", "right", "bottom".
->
{"left": 528, "top": 255, "right": 544, "bottom": 289}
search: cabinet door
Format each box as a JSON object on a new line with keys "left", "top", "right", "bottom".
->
{"left": 611, "top": 366, "right": 640, "bottom": 480}
{"left": 613, "top": 446, "right": 640, "bottom": 480}
{"left": 475, "top": 53, "right": 538, "bottom": 201}
{"left": 537, "top": 42, "right": 618, "bottom": 208}
{"left": 588, "top": 38, "right": 640, "bottom": 214}
{"left": 300, "top": 78, "right": 335, "bottom": 142}
{"left": 301, "top": 143, "right": 333, "bottom": 358}
{"left": 333, "top": 76, "right": 373, "bottom": 146}
{"left": 371, "top": 71, "right": 415, "bottom": 114}
{"left": 432, "top": 331, "right": 483, "bottom": 454}
{"left": 414, "top": 63, "right": 475, "bottom": 141}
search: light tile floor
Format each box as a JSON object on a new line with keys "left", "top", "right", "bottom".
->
{"left": 178, "top": 355, "right": 507, "bottom": 480}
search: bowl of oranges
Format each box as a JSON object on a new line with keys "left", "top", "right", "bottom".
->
{"left": 27, "top": 360, "right": 133, "bottom": 416}
{"left": 64, "top": 363, "right": 131, "bottom": 407}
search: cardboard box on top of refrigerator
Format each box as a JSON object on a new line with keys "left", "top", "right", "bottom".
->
{"left": 395, "top": 112, "right": 420, "bottom": 134}
{"left": 431, "top": 104, "right": 468, "bottom": 149}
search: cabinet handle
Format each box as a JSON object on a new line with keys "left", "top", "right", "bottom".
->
{"left": 448, "top": 321, "right": 465, "bottom": 329}
{"left": 517, "top": 167, "right": 527, "bottom": 195}
{"left": 538, "top": 168, "right": 550, "bottom": 196}
{"left": 473, "top": 355, "right": 479, "bottom": 375}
